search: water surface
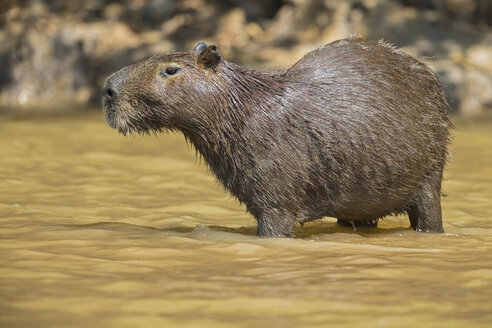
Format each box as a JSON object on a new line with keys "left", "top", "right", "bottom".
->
{"left": 1, "top": 112, "right": 491, "bottom": 327}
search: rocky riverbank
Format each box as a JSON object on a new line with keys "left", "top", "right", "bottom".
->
{"left": 1, "top": 0, "right": 491, "bottom": 115}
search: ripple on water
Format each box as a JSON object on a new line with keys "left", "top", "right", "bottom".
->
{"left": 0, "top": 113, "right": 492, "bottom": 327}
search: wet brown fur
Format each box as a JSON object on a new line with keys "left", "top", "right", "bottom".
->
{"left": 103, "top": 38, "right": 451, "bottom": 237}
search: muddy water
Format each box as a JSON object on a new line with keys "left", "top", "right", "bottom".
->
{"left": 1, "top": 112, "right": 491, "bottom": 328}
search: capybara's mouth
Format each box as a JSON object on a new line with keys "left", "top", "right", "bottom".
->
{"left": 103, "top": 105, "right": 118, "bottom": 128}
{"left": 103, "top": 103, "right": 130, "bottom": 135}
{"left": 104, "top": 104, "right": 150, "bottom": 136}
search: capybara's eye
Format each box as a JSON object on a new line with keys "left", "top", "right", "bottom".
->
{"left": 160, "top": 67, "right": 181, "bottom": 77}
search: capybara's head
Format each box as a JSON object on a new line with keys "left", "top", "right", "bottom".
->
{"left": 102, "top": 42, "right": 221, "bottom": 135}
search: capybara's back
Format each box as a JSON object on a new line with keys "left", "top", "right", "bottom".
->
{"left": 278, "top": 38, "right": 451, "bottom": 233}
{"left": 103, "top": 37, "right": 451, "bottom": 237}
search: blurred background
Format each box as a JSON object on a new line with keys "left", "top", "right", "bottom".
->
{"left": 1, "top": 0, "right": 492, "bottom": 116}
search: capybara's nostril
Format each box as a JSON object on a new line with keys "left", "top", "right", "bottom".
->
{"left": 104, "top": 87, "right": 116, "bottom": 100}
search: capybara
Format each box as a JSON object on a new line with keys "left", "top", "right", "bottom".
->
{"left": 102, "top": 37, "right": 451, "bottom": 237}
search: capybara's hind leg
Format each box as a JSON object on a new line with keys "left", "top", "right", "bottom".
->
{"left": 407, "top": 169, "right": 444, "bottom": 233}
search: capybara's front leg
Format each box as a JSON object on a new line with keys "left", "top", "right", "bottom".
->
{"left": 256, "top": 209, "right": 297, "bottom": 237}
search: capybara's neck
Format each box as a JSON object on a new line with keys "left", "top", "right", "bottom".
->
{"left": 182, "top": 61, "right": 285, "bottom": 184}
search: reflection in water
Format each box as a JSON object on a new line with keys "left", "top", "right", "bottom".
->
{"left": 1, "top": 112, "right": 491, "bottom": 327}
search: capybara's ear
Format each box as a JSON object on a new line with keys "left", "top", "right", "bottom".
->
{"left": 193, "top": 41, "right": 207, "bottom": 52}
{"left": 196, "top": 44, "right": 221, "bottom": 70}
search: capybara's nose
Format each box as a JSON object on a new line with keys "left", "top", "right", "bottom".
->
{"left": 103, "top": 66, "right": 130, "bottom": 102}
{"left": 104, "top": 87, "right": 116, "bottom": 101}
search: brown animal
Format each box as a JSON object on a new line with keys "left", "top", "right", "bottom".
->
{"left": 102, "top": 38, "right": 451, "bottom": 237}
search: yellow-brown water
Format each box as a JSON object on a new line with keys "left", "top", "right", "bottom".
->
{"left": 1, "top": 112, "right": 491, "bottom": 327}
